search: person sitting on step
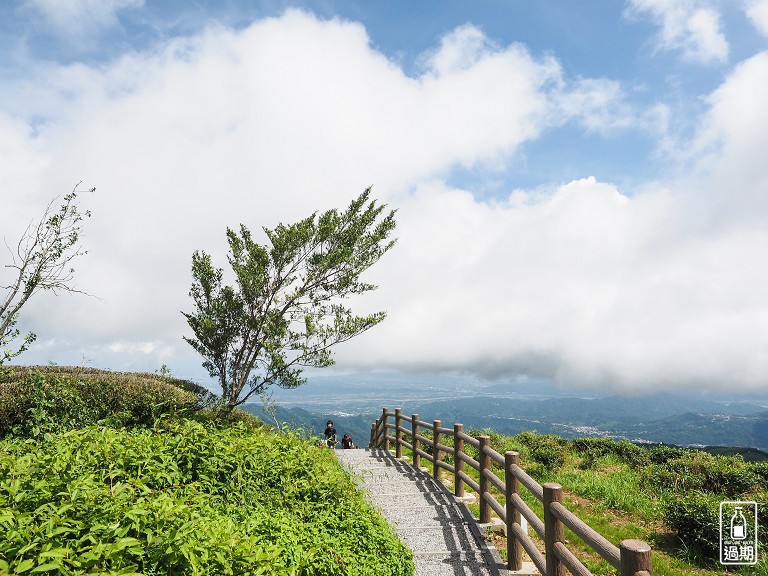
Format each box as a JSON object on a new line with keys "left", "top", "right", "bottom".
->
{"left": 323, "top": 420, "right": 338, "bottom": 448}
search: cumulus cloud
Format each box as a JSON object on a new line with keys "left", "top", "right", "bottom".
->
{"left": 339, "top": 173, "right": 768, "bottom": 393}
{"left": 552, "top": 78, "right": 634, "bottom": 133}
{"left": 687, "top": 51, "right": 768, "bottom": 223}
{"left": 627, "top": 0, "right": 729, "bottom": 63}
{"left": 24, "top": 0, "right": 143, "bottom": 40}
{"left": 0, "top": 12, "right": 581, "bottom": 368}
{"left": 746, "top": 0, "right": 768, "bottom": 37}
{"left": 2, "top": 10, "right": 767, "bottom": 394}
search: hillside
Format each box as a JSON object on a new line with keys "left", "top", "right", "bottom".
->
{"left": 383, "top": 425, "right": 768, "bottom": 575}
{"left": 5, "top": 366, "right": 764, "bottom": 575}
{"left": 0, "top": 367, "right": 414, "bottom": 575}
{"left": 251, "top": 388, "right": 768, "bottom": 450}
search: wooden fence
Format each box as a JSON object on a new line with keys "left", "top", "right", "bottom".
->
{"left": 369, "top": 407, "right": 652, "bottom": 576}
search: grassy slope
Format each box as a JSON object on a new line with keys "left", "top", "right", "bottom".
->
{"left": 0, "top": 367, "right": 414, "bottom": 576}
{"left": 393, "top": 431, "right": 767, "bottom": 576}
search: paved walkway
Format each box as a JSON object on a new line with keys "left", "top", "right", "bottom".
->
{"left": 336, "top": 448, "right": 515, "bottom": 576}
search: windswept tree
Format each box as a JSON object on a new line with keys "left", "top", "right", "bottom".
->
{"left": 1, "top": 184, "right": 95, "bottom": 365}
{"left": 182, "top": 188, "right": 396, "bottom": 411}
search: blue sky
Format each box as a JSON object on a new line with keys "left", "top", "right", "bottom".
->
{"left": 2, "top": 1, "right": 768, "bottom": 396}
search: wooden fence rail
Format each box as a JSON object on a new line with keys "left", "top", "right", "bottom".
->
{"left": 369, "top": 407, "right": 652, "bottom": 576}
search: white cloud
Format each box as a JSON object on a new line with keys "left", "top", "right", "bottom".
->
{"left": 746, "top": 0, "right": 768, "bottom": 37}
{"left": 627, "top": 0, "right": 729, "bottom": 64}
{"left": 0, "top": 12, "right": 576, "bottom": 371}
{"left": 687, "top": 51, "right": 768, "bottom": 223}
{"left": 25, "top": 0, "right": 143, "bottom": 37}
{"left": 553, "top": 78, "right": 634, "bottom": 133}
{"left": 339, "top": 48, "right": 768, "bottom": 393}
{"left": 419, "top": 23, "right": 499, "bottom": 76}
{"left": 339, "top": 169, "right": 768, "bottom": 393}
{"left": 3, "top": 11, "right": 768, "bottom": 394}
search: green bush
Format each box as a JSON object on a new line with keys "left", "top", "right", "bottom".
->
{"left": 663, "top": 492, "right": 721, "bottom": 562}
{"left": 645, "top": 451, "right": 759, "bottom": 497}
{"left": 751, "top": 462, "right": 768, "bottom": 485}
{"left": 515, "top": 433, "right": 567, "bottom": 471}
{"left": 0, "top": 420, "right": 413, "bottom": 575}
{"left": 571, "top": 437, "right": 649, "bottom": 468}
{"left": 647, "top": 444, "right": 688, "bottom": 464}
{"left": 0, "top": 367, "right": 200, "bottom": 438}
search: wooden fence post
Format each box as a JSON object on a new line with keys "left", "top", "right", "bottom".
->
{"left": 454, "top": 423, "right": 464, "bottom": 497}
{"left": 382, "top": 408, "right": 390, "bottom": 452}
{"left": 505, "top": 451, "right": 522, "bottom": 570}
{"left": 620, "top": 539, "right": 652, "bottom": 576}
{"left": 544, "top": 483, "right": 565, "bottom": 576}
{"left": 395, "top": 408, "right": 403, "bottom": 458}
{"left": 412, "top": 414, "right": 420, "bottom": 468}
{"left": 433, "top": 420, "right": 442, "bottom": 481}
{"left": 478, "top": 435, "right": 491, "bottom": 523}
{"left": 369, "top": 423, "right": 375, "bottom": 448}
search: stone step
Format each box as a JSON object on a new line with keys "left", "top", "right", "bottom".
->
{"left": 375, "top": 504, "right": 466, "bottom": 527}
{"left": 395, "top": 524, "right": 480, "bottom": 554}
{"left": 335, "top": 449, "right": 527, "bottom": 576}
{"left": 413, "top": 554, "right": 508, "bottom": 576}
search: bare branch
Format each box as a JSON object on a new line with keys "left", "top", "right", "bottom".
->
{"left": 1, "top": 183, "right": 95, "bottom": 364}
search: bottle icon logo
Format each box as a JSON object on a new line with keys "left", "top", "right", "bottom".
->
{"left": 730, "top": 506, "right": 747, "bottom": 540}
{"left": 720, "top": 501, "right": 758, "bottom": 565}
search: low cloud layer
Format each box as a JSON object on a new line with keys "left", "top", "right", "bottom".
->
{"left": 2, "top": 10, "right": 768, "bottom": 394}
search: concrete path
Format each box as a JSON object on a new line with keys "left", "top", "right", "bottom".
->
{"left": 336, "top": 448, "right": 515, "bottom": 576}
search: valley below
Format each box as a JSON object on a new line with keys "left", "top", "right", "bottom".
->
{"left": 246, "top": 372, "right": 768, "bottom": 455}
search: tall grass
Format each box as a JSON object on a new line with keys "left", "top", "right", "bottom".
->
{"left": 384, "top": 425, "right": 766, "bottom": 575}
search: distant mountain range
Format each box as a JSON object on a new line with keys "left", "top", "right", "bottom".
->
{"left": 244, "top": 390, "right": 768, "bottom": 451}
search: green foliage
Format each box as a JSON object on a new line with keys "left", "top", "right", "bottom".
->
{"left": 663, "top": 492, "right": 722, "bottom": 562}
{"left": 514, "top": 432, "right": 567, "bottom": 472}
{"left": 571, "top": 437, "right": 649, "bottom": 468}
{"left": 0, "top": 420, "right": 413, "bottom": 575}
{"left": 182, "top": 188, "right": 397, "bottom": 411}
{"left": 752, "top": 462, "right": 768, "bottom": 484}
{"left": 0, "top": 367, "right": 199, "bottom": 439}
{"left": 454, "top": 428, "right": 767, "bottom": 570}
{"left": 644, "top": 450, "right": 760, "bottom": 497}
{"left": 1, "top": 186, "right": 94, "bottom": 365}
{"left": 647, "top": 444, "right": 689, "bottom": 464}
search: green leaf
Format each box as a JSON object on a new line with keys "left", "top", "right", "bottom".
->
{"left": 31, "top": 562, "right": 62, "bottom": 573}
{"left": 38, "top": 548, "right": 69, "bottom": 559}
{"left": 14, "top": 558, "right": 35, "bottom": 574}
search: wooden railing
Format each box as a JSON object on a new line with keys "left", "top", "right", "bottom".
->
{"left": 369, "top": 407, "right": 652, "bottom": 576}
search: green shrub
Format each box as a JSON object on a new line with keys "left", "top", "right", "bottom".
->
{"left": 645, "top": 451, "right": 759, "bottom": 497}
{"left": 571, "top": 437, "right": 649, "bottom": 468}
{"left": 531, "top": 443, "right": 565, "bottom": 471}
{"left": 751, "top": 462, "right": 768, "bottom": 485}
{"left": 0, "top": 367, "right": 200, "bottom": 438}
{"left": 647, "top": 444, "right": 688, "bottom": 464}
{"left": 0, "top": 420, "right": 413, "bottom": 575}
{"left": 515, "top": 433, "right": 566, "bottom": 471}
{"left": 663, "top": 491, "right": 721, "bottom": 563}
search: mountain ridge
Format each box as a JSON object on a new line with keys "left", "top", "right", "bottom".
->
{"left": 245, "top": 390, "right": 768, "bottom": 451}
